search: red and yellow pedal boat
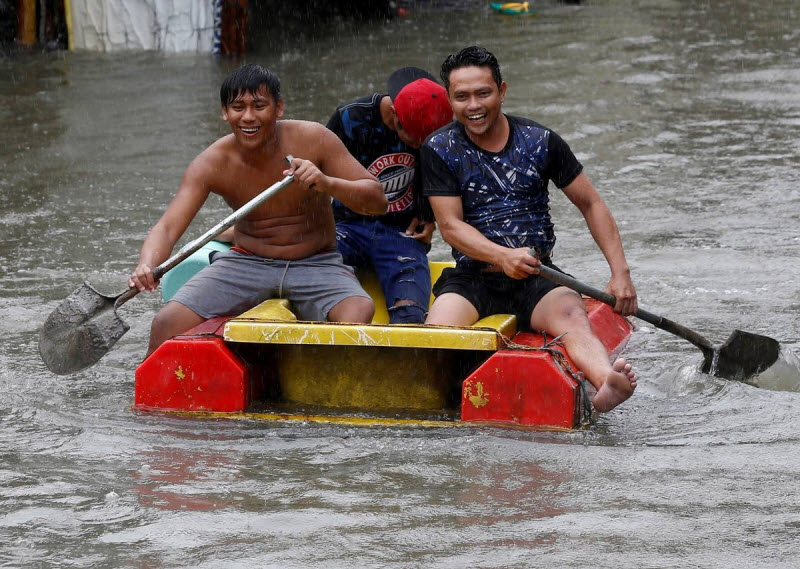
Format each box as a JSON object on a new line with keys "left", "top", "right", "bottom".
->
{"left": 134, "top": 243, "right": 632, "bottom": 430}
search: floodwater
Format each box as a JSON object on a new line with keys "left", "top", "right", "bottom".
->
{"left": 2, "top": 0, "right": 799, "bottom": 567}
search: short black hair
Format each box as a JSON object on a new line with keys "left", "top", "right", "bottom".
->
{"left": 220, "top": 64, "right": 281, "bottom": 107}
{"left": 440, "top": 46, "right": 503, "bottom": 91}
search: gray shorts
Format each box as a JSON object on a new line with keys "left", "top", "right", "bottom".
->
{"left": 170, "top": 249, "right": 371, "bottom": 321}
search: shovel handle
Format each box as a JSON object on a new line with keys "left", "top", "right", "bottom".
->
{"left": 536, "top": 264, "right": 716, "bottom": 353}
{"left": 116, "top": 158, "right": 296, "bottom": 310}
{"left": 153, "top": 169, "right": 295, "bottom": 281}
{"left": 114, "top": 286, "right": 141, "bottom": 308}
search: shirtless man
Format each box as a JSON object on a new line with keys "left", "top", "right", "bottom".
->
{"left": 421, "top": 47, "right": 637, "bottom": 412}
{"left": 130, "top": 64, "right": 387, "bottom": 357}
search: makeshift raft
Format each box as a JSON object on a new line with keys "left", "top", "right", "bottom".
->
{"left": 134, "top": 243, "right": 633, "bottom": 429}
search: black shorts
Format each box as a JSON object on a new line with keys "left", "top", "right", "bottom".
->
{"left": 432, "top": 260, "right": 567, "bottom": 329}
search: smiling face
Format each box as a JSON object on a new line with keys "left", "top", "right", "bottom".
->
{"left": 446, "top": 65, "right": 507, "bottom": 145}
{"left": 221, "top": 87, "right": 284, "bottom": 148}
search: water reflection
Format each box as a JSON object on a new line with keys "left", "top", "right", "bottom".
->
{"left": 131, "top": 446, "right": 240, "bottom": 512}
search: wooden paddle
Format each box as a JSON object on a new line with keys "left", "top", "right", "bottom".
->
{"left": 535, "top": 263, "right": 781, "bottom": 381}
{"left": 39, "top": 166, "right": 296, "bottom": 375}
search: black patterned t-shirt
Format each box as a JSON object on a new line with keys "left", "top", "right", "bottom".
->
{"left": 326, "top": 93, "right": 432, "bottom": 228}
{"left": 421, "top": 114, "right": 583, "bottom": 269}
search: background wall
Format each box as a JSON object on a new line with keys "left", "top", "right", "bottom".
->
{"left": 69, "top": 0, "right": 215, "bottom": 52}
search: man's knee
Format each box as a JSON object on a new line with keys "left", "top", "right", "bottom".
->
{"left": 328, "top": 296, "right": 375, "bottom": 324}
{"left": 558, "top": 292, "right": 588, "bottom": 322}
{"left": 147, "top": 302, "right": 204, "bottom": 356}
{"left": 386, "top": 262, "right": 430, "bottom": 325}
{"left": 532, "top": 287, "right": 588, "bottom": 331}
{"left": 388, "top": 301, "right": 426, "bottom": 324}
{"left": 151, "top": 303, "right": 193, "bottom": 336}
{"left": 425, "top": 293, "right": 480, "bottom": 326}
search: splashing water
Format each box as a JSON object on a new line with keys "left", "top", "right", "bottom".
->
{"left": 709, "top": 348, "right": 720, "bottom": 376}
{"left": 742, "top": 348, "right": 800, "bottom": 392}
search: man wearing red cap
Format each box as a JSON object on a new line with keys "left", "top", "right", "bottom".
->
{"left": 326, "top": 67, "right": 453, "bottom": 323}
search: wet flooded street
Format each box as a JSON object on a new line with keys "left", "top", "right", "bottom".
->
{"left": 2, "top": 0, "right": 799, "bottom": 566}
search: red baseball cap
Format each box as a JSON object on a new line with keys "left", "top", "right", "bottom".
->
{"left": 392, "top": 78, "right": 452, "bottom": 142}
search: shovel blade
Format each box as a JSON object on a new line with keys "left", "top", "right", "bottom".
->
{"left": 38, "top": 282, "right": 130, "bottom": 375}
{"left": 702, "top": 329, "right": 781, "bottom": 381}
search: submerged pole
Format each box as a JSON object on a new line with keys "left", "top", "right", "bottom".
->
{"left": 17, "top": 0, "right": 36, "bottom": 46}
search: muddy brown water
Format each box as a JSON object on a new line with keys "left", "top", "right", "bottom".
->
{"left": 1, "top": 1, "right": 799, "bottom": 567}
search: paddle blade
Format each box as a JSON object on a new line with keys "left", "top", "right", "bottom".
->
{"left": 39, "top": 282, "right": 130, "bottom": 375}
{"left": 702, "top": 329, "right": 782, "bottom": 381}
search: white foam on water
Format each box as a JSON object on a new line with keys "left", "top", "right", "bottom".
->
{"left": 743, "top": 348, "right": 800, "bottom": 393}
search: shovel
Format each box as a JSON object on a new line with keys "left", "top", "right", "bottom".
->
{"left": 39, "top": 170, "right": 296, "bottom": 375}
{"left": 536, "top": 264, "right": 781, "bottom": 381}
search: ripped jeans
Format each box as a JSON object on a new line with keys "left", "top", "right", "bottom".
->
{"left": 335, "top": 219, "right": 431, "bottom": 324}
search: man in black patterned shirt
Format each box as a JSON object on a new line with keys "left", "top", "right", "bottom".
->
{"left": 422, "top": 46, "right": 638, "bottom": 412}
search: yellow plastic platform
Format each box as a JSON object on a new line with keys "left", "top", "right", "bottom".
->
{"left": 224, "top": 306, "right": 515, "bottom": 350}
{"left": 220, "top": 262, "right": 518, "bottom": 413}
{"left": 223, "top": 261, "right": 517, "bottom": 351}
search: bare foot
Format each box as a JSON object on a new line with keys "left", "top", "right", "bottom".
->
{"left": 592, "top": 358, "right": 637, "bottom": 412}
